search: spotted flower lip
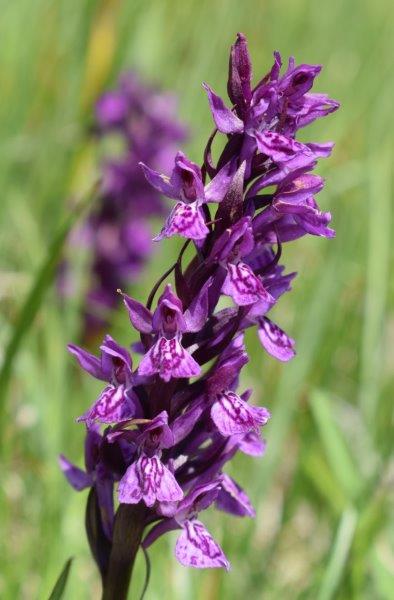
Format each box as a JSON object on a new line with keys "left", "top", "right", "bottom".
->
{"left": 211, "top": 390, "right": 271, "bottom": 436}
{"left": 62, "top": 34, "right": 338, "bottom": 577}
{"left": 118, "top": 454, "right": 184, "bottom": 507}
{"left": 175, "top": 519, "right": 230, "bottom": 570}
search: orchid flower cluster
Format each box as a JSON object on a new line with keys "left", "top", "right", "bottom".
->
{"left": 61, "top": 34, "right": 338, "bottom": 574}
{"left": 59, "top": 72, "right": 187, "bottom": 336}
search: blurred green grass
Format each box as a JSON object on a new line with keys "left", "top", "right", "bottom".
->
{"left": 0, "top": 0, "right": 393, "bottom": 598}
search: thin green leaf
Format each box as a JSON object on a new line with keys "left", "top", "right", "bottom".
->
{"left": 303, "top": 450, "right": 347, "bottom": 514}
{"left": 0, "top": 180, "right": 100, "bottom": 428}
{"left": 371, "top": 548, "right": 394, "bottom": 600}
{"left": 359, "top": 147, "right": 391, "bottom": 423}
{"left": 317, "top": 507, "right": 358, "bottom": 600}
{"left": 48, "top": 557, "right": 73, "bottom": 600}
{"left": 310, "top": 389, "right": 363, "bottom": 501}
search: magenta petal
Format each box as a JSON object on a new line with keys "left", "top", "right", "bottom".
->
{"left": 77, "top": 384, "right": 139, "bottom": 425}
{"left": 58, "top": 455, "right": 93, "bottom": 491}
{"left": 139, "top": 162, "right": 179, "bottom": 199}
{"left": 258, "top": 317, "right": 296, "bottom": 362}
{"left": 222, "top": 262, "right": 274, "bottom": 306}
{"left": 255, "top": 130, "right": 312, "bottom": 164}
{"left": 100, "top": 335, "right": 132, "bottom": 369}
{"left": 237, "top": 431, "right": 267, "bottom": 456}
{"left": 171, "top": 152, "right": 205, "bottom": 200}
{"left": 203, "top": 83, "right": 244, "bottom": 135}
{"left": 118, "top": 462, "right": 142, "bottom": 504}
{"left": 175, "top": 519, "right": 230, "bottom": 570}
{"left": 138, "top": 337, "right": 201, "bottom": 382}
{"left": 183, "top": 278, "right": 211, "bottom": 332}
{"left": 172, "top": 400, "right": 204, "bottom": 444}
{"left": 216, "top": 474, "right": 255, "bottom": 518}
{"left": 155, "top": 201, "right": 209, "bottom": 241}
{"left": 305, "top": 141, "right": 334, "bottom": 158}
{"left": 204, "top": 160, "right": 235, "bottom": 203}
{"left": 122, "top": 294, "right": 153, "bottom": 334}
{"left": 67, "top": 344, "right": 105, "bottom": 381}
{"left": 211, "top": 390, "right": 270, "bottom": 436}
{"left": 118, "top": 455, "right": 183, "bottom": 507}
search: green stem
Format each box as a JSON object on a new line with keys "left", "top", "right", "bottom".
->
{"left": 102, "top": 503, "right": 146, "bottom": 600}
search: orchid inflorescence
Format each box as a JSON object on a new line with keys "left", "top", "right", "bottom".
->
{"left": 61, "top": 33, "right": 338, "bottom": 578}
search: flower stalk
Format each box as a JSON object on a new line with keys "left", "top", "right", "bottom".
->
{"left": 102, "top": 503, "right": 146, "bottom": 600}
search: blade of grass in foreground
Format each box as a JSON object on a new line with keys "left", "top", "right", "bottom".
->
{"left": 0, "top": 180, "right": 100, "bottom": 430}
{"left": 310, "top": 389, "right": 363, "bottom": 501}
{"left": 48, "top": 557, "right": 73, "bottom": 600}
{"left": 317, "top": 507, "right": 358, "bottom": 600}
{"left": 359, "top": 146, "right": 391, "bottom": 424}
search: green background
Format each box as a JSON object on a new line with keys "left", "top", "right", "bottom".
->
{"left": 0, "top": 0, "right": 393, "bottom": 598}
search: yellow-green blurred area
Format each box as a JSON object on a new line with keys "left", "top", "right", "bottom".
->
{"left": 0, "top": 0, "right": 393, "bottom": 598}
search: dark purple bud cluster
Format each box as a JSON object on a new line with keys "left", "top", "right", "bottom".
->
{"left": 61, "top": 35, "right": 338, "bottom": 571}
{"left": 58, "top": 72, "right": 187, "bottom": 336}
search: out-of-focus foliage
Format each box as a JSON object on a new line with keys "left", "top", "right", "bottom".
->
{"left": 0, "top": 1, "right": 393, "bottom": 598}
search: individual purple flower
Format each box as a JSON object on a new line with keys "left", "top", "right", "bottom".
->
{"left": 211, "top": 216, "right": 275, "bottom": 306}
{"left": 68, "top": 335, "right": 141, "bottom": 425}
{"left": 140, "top": 152, "right": 234, "bottom": 241}
{"left": 122, "top": 284, "right": 207, "bottom": 381}
{"left": 62, "top": 34, "right": 338, "bottom": 590}
{"left": 144, "top": 479, "right": 229, "bottom": 569}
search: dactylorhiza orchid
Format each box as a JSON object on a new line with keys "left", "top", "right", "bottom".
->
{"left": 61, "top": 34, "right": 338, "bottom": 591}
{"left": 58, "top": 72, "right": 187, "bottom": 337}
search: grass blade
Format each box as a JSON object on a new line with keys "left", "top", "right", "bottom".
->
{"left": 310, "top": 389, "right": 363, "bottom": 501}
{"left": 0, "top": 180, "right": 100, "bottom": 428}
{"left": 359, "top": 147, "right": 391, "bottom": 423}
{"left": 317, "top": 507, "right": 358, "bottom": 600}
{"left": 48, "top": 558, "right": 73, "bottom": 600}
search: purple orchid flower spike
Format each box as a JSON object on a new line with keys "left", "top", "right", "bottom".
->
{"left": 140, "top": 152, "right": 234, "bottom": 241}
{"left": 62, "top": 34, "right": 339, "bottom": 595}
{"left": 204, "top": 35, "right": 338, "bottom": 176}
